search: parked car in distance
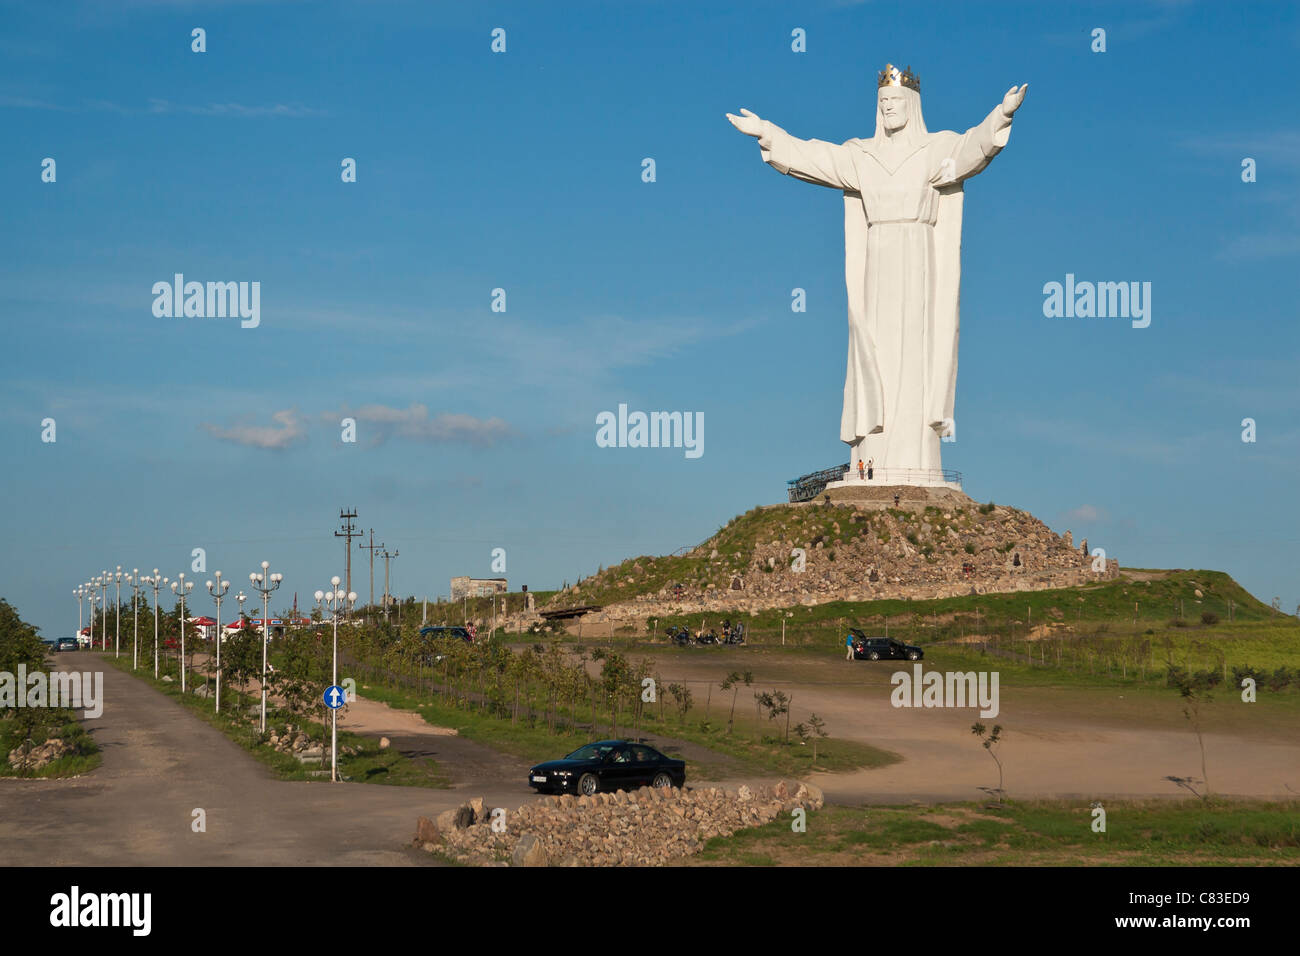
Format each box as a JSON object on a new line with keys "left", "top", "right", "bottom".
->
{"left": 528, "top": 740, "right": 686, "bottom": 796}
{"left": 54, "top": 637, "right": 79, "bottom": 652}
{"left": 851, "top": 631, "right": 923, "bottom": 661}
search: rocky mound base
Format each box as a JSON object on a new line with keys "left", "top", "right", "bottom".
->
{"left": 415, "top": 780, "right": 824, "bottom": 867}
{"left": 534, "top": 502, "right": 1118, "bottom": 625}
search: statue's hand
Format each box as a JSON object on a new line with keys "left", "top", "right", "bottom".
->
{"left": 725, "top": 108, "right": 764, "bottom": 138}
{"left": 1001, "top": 84, "right": 1028, "bottom": 118}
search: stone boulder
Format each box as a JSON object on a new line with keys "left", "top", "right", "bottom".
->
{"left": 512, "top": 833, "right": 548, "bottom": 867}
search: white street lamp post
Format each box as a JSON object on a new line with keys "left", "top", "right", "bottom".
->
{"left": 315, "top": 576, "right": 355, "bottom": 783}
{"left": 86, "top": 582, "right": 98, "bottom": 649}
{"left": 142, "top": 571, "right": 165, "bottom": 678}
{"left": 114, "top": 566, "right": 123, "bottom": 658}
{"left": 207, "top": 572, "right": 229, "bottom": 714}
{"left": 250, "top": 561, "right": 282, "bottom": 734}
{"left": 127, "top": 570, "right": 142, "bottom": 670}
{"left": 170, "top": 574, "right": 194, "bottom": 693}
{"left": 99, "top": 573, "right": 109, "bottom": 650}
{"left": 74, "top": 587, "right": 85, "bottom": 649}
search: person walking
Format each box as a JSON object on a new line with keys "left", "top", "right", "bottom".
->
{"left": 858, "top": 459, "right": 866, "bottom": 480}
{"left": 867, "top": 458, "right": 874, "bottom": 480}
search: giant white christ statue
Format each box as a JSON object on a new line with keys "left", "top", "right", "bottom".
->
{"left": 728, "top": 65, "right": 1027, "bottom": 487}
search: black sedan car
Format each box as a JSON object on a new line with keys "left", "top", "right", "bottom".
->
{"left": 528, "top": 740, "right": 685, "bottom": 796}
{"left": 54, "top": 637, "right": 78, "bottom": 652}
{"left": 852, "top": 633, "right": 923, "bottom": 661}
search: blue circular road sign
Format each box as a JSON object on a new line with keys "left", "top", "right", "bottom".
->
{"left": 324, "top": 685, "right": 346, "bottom": 709}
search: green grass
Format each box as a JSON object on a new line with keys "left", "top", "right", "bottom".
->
{"left": 693, "top": 799, "right": 1300, "bottom": 866}
{"left": 0, "top": 711, "right": 102, "bottom": 779}
{"left": 545, "top": 572, "right": 1300, "bottom": 703}
{"left": 350, "top": 669, "right": 897, "bottom": 780}
{"left": 643, "top": 569, "right": 1283, "bottom": 639}
{"left": 101, "top": 654, "right": 450, "bottom": 787}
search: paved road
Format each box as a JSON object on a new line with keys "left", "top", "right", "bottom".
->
{"left": 0, "top": 653, "right": 529, "bottom": 866}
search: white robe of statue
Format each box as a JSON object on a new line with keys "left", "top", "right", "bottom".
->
{"left": 729, "top": 80, "right": 1024, "bottom": 484}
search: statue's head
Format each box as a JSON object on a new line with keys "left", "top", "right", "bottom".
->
{"left": 875, "top": 64, "right": 926, "bottom": 140}
{"left": 878, "top": 87, "right": 909, "bottom": 132}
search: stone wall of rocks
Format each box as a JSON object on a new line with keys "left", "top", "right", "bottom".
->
{"left": 415, "top": 780, "right": 823, "bottom": 867}
{"left": 266, "top": 722, "right": 357, "bottom": 765}
{"left": 6, "top": 737, "right": 73, "bottom": 772}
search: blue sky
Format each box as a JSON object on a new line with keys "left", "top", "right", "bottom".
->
{"left": 3, "top": 0, "right": 1299, "bottom": 637}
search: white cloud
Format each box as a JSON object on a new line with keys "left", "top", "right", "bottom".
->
{"left": 202, "top": 409, "right": 306, "bottom": 449}
{"left": 1062, "top": 504, "right": 1108, "bottom": 523}
{"left": 5, "top": 95, "right": 325, "bottom": 118}
{"left": 329, "top": 404, "right": 513, "bottom": 447}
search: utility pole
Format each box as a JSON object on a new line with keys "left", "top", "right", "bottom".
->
{"left": 360, "top": 529, "right": 383, "bottom": 620}
{"left": 334, "top": 508, "right": 360, "bottom": 618}
{"left": 381, "top": 549, "right": 399, "bottom": 625}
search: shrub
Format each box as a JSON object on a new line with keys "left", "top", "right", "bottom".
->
{"left": 964, "top": 542, "right": 976, "bottom": 554}
{"left": 1230, "top": 665, "right": 1262, "bottom": 688}
{"left": 1200, "top": 611, "right": 1219, "bottom": 626}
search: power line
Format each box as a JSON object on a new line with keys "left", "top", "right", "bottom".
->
{"left": 334, "top": 509, "right": 360, "bottom": 618}
{"left": 381, "top": 548, "right": 399, "bottom": 625}
{"left": 359, "top": 529, "right": 384, "bottom": 620}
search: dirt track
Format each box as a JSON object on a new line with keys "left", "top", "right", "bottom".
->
{"left": 632, "top": 646, "right": 1300, "bottom": 804}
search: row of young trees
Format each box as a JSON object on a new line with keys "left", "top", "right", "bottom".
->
{"left": 340, "top": 627, "right": 834, "bottom": 760}
{"left": 343, "top": 626, "right": 661, "bottom": 739}
{"left": 0, "top": 599, "right": 96, "bottom": 774}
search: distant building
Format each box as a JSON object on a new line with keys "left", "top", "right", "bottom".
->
{"left": 451, "top": 576, "right": 508, "bottom": 600}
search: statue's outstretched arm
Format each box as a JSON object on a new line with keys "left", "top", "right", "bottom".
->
{"left": 933, "top": 84, "right": 1027, "bottom": 186}
{"left": 727, "top": 108, "right": 859, "bottom": 191}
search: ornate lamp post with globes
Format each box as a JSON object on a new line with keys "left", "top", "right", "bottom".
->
{"left": 98, "top": 573, "right": 109, "bottom": 650}
{"left": 127, "top": 570, "right": 143, "bottom": 669}
{"left": 74, "top": 587, "right": 86, "bottom": 649}
{"left": 113, "top": 566, "right": 123, "bottom": 658}
{"left": 315, "top": 576, "right": 356, "bottom": 783}
{"left": 206, "top": 572, "right": 230, "bottom": 713}
{"left": 170, "top": 573, "right": 194, "bottom": 692}
{"left": 249, "top": 561, "right": 282, "bottom": 734}
{"left": 142, "top": 571, "right": 167, "bottom": 678}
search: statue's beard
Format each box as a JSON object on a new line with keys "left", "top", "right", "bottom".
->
{"left": 883, "top": 116, "right": 907, "bottom": 133}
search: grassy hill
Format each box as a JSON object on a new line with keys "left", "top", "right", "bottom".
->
{"left": 539, "top": 502, "right": 1278, "bottom": 625}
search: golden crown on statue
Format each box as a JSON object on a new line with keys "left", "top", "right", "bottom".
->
{"left": 878, "top": 63, "right": 920, "bottom": 92}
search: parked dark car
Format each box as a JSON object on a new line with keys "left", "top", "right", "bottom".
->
{"left": 54, "top": 637, "right": 78, "bottom": 652}
{"left": 851, "top": 631, "right": 923, "bottom": 661}
{"left": 528, "top": 740, "right": 686, "bottom": 796}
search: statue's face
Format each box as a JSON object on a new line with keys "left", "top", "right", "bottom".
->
{"left": 878, "top": 88, "right": 907, "bottom": 131}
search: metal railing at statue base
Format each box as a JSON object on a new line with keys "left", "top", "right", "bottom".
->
{"left": 787, "top": 464, "right": 849, "bottom": 502}
{"left": 787, "top": 464, "right": 963, "bottom": 502}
